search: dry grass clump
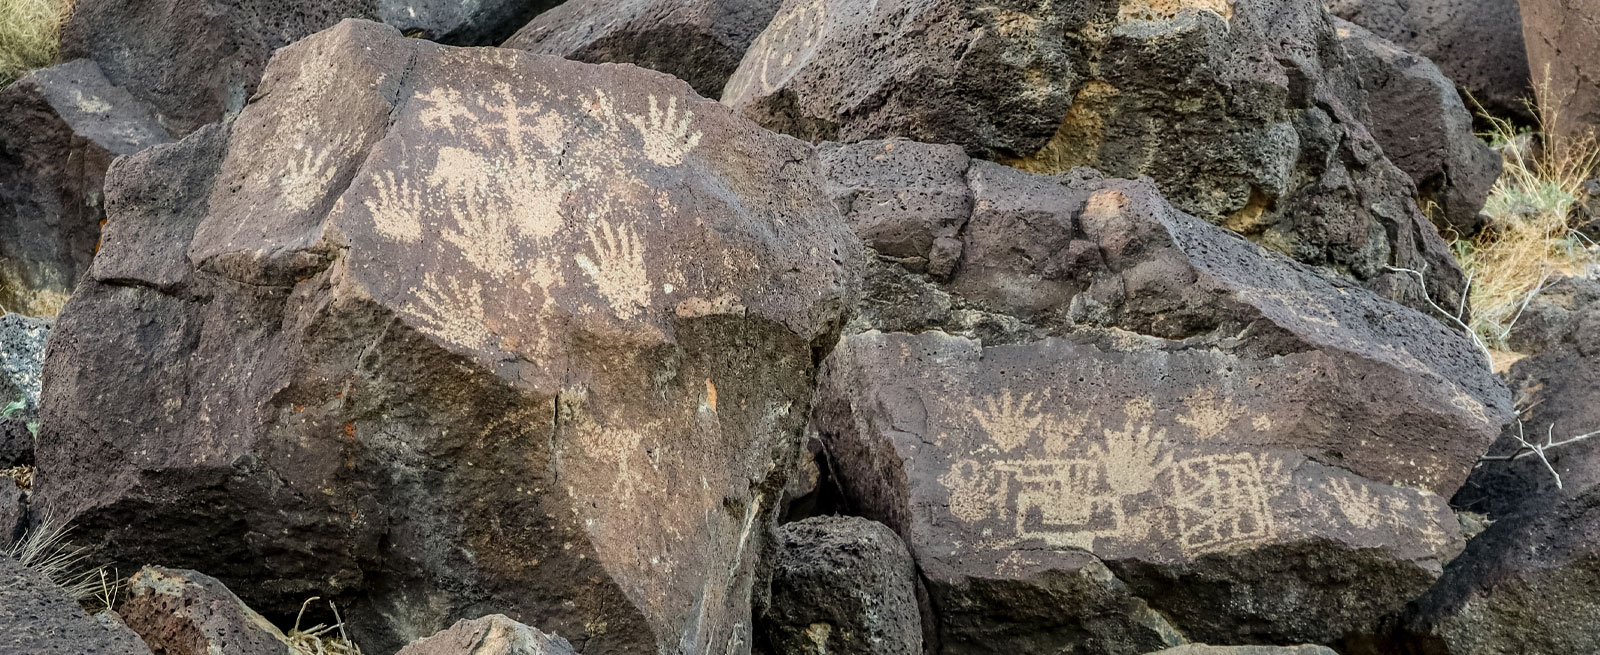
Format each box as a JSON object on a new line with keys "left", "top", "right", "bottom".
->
{"left": 0, "top": 0, "right": 72, "bottom": 89}
{"left": 4, "top": 510, "right": 107, "bottom": 605}
{"left": 1457, "top": 78, "right": 1600, "bottom": 361}
{"left": 288, "top": 597, "right": 364, "bottom": 655}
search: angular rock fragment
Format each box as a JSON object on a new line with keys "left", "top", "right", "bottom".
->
{"left": 0, "top": 62, "right": 171, "bottom": 316}
{"left": 59, "top": 0, "right": 378, "bottom": 136}
{"left": 761, "top": 516, "right": 922, "bottom": 655}
{"left": 38, "top": 18, "right": 858, "bottom": 655}
{"left": 379, "top": 0, "right": 564, "bottom": 45}
{"left": 0, "top": 555, "right": 153, "bottom": 655}
{"left": 811, "top": 141, "right": 1511, "bottom": 648}
{"left": 728, "top": 0, "right": 1468, "bottom": 315}
{"left": 119, "top": 566, "right": 296, "bottom": 655}
{"left": 1336, "top": 19, "right": 1501, "bottom": 237}
{"left": 1326, "top": 0, "right": 1530, "bottom": 121}
{"left": 397, "top": 615, "right": 578, "bottom": 655}
{"left": 0, "top": 483, "right": 24, "bottom": 545}
{"left": 505, "top": 0, "right": 782, "bottom": 99}
{"left": 1412, "top": 276, "right": 1600, "bottom": 655}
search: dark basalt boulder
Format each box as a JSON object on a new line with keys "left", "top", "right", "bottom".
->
{"left": 726, "top": 0, "right": 1470, "bottom": 316}
{"left": 761, "top": 516, "right": 923, "bottom": 655}
{"left": 37, "top": 19, "right": 859, "bottom": 655}
{"left": 378, "top": 0, "right": 566, "bottom": 45}
{"left": 119, "top": 567, "right": 296, "bottom": 655}
{"left": 810, "top": 139, "right": 1511, "bottom": 651}
{"left": 0, "top": 555, "right": 153, "bottom": 655}
{"left": 0, "top": 61, "right": 171, "bottom": 316}
{"left": 504, "top": 0, "right": 782, "bottom": 99}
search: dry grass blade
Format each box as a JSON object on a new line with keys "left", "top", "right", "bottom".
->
{"left": 4, "top": 509, "right": 108, "bottom": 605}
{"left": 288, "top": 597, "right": 364, "bottom": 655}
{"left": 0, "top": 0, "right": 73, "bottom": 88}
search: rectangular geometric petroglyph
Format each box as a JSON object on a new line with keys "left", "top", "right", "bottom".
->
{"left": 1170, "top": 453, "right": 1280, "bottom": 556}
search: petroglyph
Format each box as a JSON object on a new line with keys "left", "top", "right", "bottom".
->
{"left": 1177, "top": 388, "right": 1248, "bottom": 440}
{"left": 1170, "top": 453, "right": 1283, "bottom": 556}
{"left": 754, "top": 0, "right": 829, "bottom": 94}
{"left": 365, "top": 170, "right": 426, "bottom": 243}
{"left": 406, "top": 273, "right": 496, "bottom": 351}
{"left": 630, "top": 96, "right": 703, "bottom": 167}
{"left": 279, "top": 137, "right": 345, "bottom": 211}
{"left": 576, "top": 215, "right": 651, "bottom": 320}
{"left": 971, "top": 390, "right": 1046, "bottom": 451}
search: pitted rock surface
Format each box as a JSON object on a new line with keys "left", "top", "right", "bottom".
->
{"left": 396, "top": 615, "right": 578, "bottom": 655}
{"left": 726, "top": 0, "right": 1468, "bottom": 316}
{"left": 119, "top": 567, "right": 295, "bottom": 655}
{"left": 505, "top": 0, "right": 783, "bottom": 99}
{"left": 810, "top": 140, "right": 1510, "bottom": 649}
{"left": 38, "top": 19, "right": 859, "bottom": 655}
{"left": 0, "top": 555, "right": 153, "bottom": 655}
{"left": 761, "top": 516, "right": 923, "bottom": 655}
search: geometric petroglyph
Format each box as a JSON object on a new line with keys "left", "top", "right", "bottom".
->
{"left": 754, "top": 0, "right": 829, "bottom": 94}
{"left": 1169, "top": 453, "right": 1282, "bottom": 556}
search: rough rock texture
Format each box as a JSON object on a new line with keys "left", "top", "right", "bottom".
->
{"left": 0, "top": 555, "right": 154, "bottom": 655}
{"left": 1326, "top": 0, "right": 1530, "bottom": 121}
{"left": 0, "top": 314, "right": 51, "bottom": 415}
{"left": 504, "top": 0, "right": 781, "bottom": 99}
{"left": 1147, "top": 646, "right": 1338, "bottom": 655}
{"left": 58, "top": 0, "right": 379, "bottom": 137}
{"left": 379, "top": 0, "right": 564, "bottom": 45}
{"left": 1335, "top": 19, "right": 1500, "bottom": 237}
{"left": 811, "top": 140, "right": 1512, "bottom": 650}
{"left": 119, "top": 566, "right": 295, "bottom": 655}
{"left": 38, "top": 19, "right": 858, "bottom": 655}
{"left": 726, "top": 0, "right": 1468, "bottom": 315}
{"left": 1411, "top": 276, "right": 1600, "bottom": 655}
{"left": 1520, "top": 0, "right": 1600, "bottom": 139}
{"left": 396, "top": 615, "right": 579, "bottom": 655}
{"left": 0, "top": 483, "right": 25, "bottom": 545}
{"left": 0, "top": 61, "right": 172, "bottom": 316}
{"left": 761, "top": 516, "right": 922, "bottom": 655}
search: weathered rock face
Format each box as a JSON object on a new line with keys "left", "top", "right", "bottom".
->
{"left": 1410, "top": 276, "right": 1600, "bottom": 655}
{"left": 0, "top": 555, "right": 154, "bottom": 655}
{"left": 504, "top": 0, "right": 781, "bottom": 99}
{"left": 1326, "top": 0, "right": 1530, "bottom": 121}
{"left": 761, "top": 516, "right": 922, "bottom": 655}
{"left": 38, "top": 18, "right": 859, "bottom": 655}
{"left": 379, "top": 0, "right": 565, "bottom": 45}
{"left": 58, "top": 0, "right": 379, "bottom": 137}
{"left": 119, "top": 567, "right": 294, "bottom": 655}
{"left": 0, "top": 61, "right": 172, "bottom": 317}
{"left": 0, "top": 314, "right": 50, "bottom": 415}
{"left": 727, "top": 0, "right": 1467, "bottom": 314}
{"left": 397, "top": 615, "right": 579, "bottom": 655}
{"left": 810, "top": 140, "right": 1511, "bottom": 649}
{"left": 1335, "top": 19, "right": 1500, "bottom": 237}
{"left": 1519, "top": 0, "right": 1600, "bottom": 139}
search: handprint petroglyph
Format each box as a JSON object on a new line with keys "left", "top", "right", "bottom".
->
{"left": 407, "top": 273, "right": 495, "bottom": 351}
{"left": 631, "top": 95, "right": 703, "bottom": 167}
{"left": 279, "top": 138, "right": 344, "bottom": 211}
{"left": 365, "top": 170, "right": 426, "bottom": 243}
{"left": 972, "top": 390, "right": 1045, "bottom": 451}
{"left": 576, "top": 217, "right": 650, "bottom": 319}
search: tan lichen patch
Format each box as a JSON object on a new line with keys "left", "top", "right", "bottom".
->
{"left": 1118, "top": 0, "right": 1233, "bottom": 21}
{"left": 1001, "top": 81, "right": 1119, "bottom": 175}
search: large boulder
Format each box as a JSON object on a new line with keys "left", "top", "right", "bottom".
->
{"left": 761, "top": 516, "right": 923, "bottom": 655}
{"left": 725, "top": 0, "right": 1468, "bottom": 315}
{"left": 1326, "top": 0, "right": 1531, "bottom": 121}
{"left": 0, "top": 60, "right": 172, "bottom": 316}
{"left": 504, "top": 0, "right": 782, "bottom": 99}
{"left": 396, "top": 615, "right": 579, "bottom": 655}
{"left": 58, "top": 0, "right": 379, "bottom": 137}
{"left": 1335, "top": 19, "right": 1501, "bottom": 237}
{"left": 810, "top": 140, "right": 1512, "bottom": 650}
{"left": 1410, "top": 276, "right": 1600, "bottom": 654}
{"left": 37, "top": 19, "right": 858, "bottom": 655}
{"left": 0, "top": 555, "right": 153, "bottom": 655}
{"left": 1520, "top": 0, "right": 1600, "bottom": 139}
{"left": 378, "top": 0, "right": 565, "bottom": 45}
{"left": 119, "top": 566, "right": 295, "bottom": 655}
